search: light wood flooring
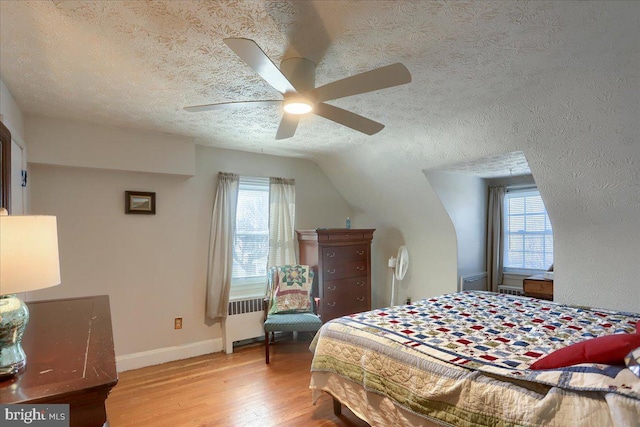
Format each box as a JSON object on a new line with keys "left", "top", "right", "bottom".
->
{"left": 106, "top": 340, "right": 369, "bottom": 427}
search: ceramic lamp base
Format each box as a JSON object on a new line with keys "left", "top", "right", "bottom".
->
{"left": 0, "top": 294, "right": 29, "bottom": 378}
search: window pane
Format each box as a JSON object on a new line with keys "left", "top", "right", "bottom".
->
{"left": 232, "top": 177, "right": 269, "bottom": 283}
{"left": 544, "top": 214, "right": 551, "bottom": 231}
{"left": 545, "top": 235, "right": 553, "bottom": 251}
{"left": 503, "top": 189, "right": 553, "bottom": 271}
{"left": 525, "top": 195, "right": 544, "bottom": 213}
{"left": 506, "top": 251, "right": 524, "bottom": 268}
{"left": 508, "top": 234, "right": 523, "bottom": 250}
{"left": 545, "top": 254, "right": 554, "bottom": 268}
{"left": 525, "top": 214, "right": 545, "bottom": 232}
{"left": 236, "top": 194, "right": 268, "bottom": 233}
{"left": 524, "top": 235, "right": 544, "bottom": 252}
{"left": 508, "top": 216, "right": 525, "bottom": 232}
{"left": 509, "top": 197, "right": 525, "bottom": 215}
{"left": 525, "top": 252, "right": 544, "bottom": 269}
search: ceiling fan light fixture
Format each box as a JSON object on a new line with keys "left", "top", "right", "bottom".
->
{"left": 283, "top": 98, "right": 313, "bottom": 115}
{"left": 187, "top": 38, "right": 412, "bottom": 138}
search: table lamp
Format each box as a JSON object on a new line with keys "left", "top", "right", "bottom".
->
{"left": 0, "top": 208, "right": 61, "bottom": 377}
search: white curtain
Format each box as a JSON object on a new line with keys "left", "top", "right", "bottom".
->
{"left": 486, "top": 186, "right": 505, "bottom": 292}
{"left": 206, "top": 172, "right": 239, "bottom": 320}
{"left": 267, "top": 177, "right": 296, "bottom": 270}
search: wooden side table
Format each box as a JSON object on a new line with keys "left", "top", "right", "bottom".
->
{"left": 523, "top": 275, "right": 554, "bottom": 300}
{"left": 0, "top": 295, "right": 118, "bottom": 427}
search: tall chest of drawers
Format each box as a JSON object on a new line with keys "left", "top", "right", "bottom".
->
{"left": 297, "top": 229, "right": 375, "bottom": 322}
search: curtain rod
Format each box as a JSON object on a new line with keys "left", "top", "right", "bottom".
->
{"left": 506, "top": 184, "right": 537, "bottom": 191}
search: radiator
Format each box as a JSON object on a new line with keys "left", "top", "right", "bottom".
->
{"left": 223, "top": 297, "right": 265, "bottom": 354}
{"left": 497, "top": 285, "right": 525, "bottom": 296}
{"left": 459, "top": 272, "right": 487, "bottom": 292}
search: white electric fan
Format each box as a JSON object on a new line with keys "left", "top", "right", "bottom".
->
{"left": 389, "top": 245, "right": 409, "bottom": 306}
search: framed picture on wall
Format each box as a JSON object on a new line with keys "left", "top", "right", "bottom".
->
{"left": 125, "top": 191, "right": 156, "bottom": 215}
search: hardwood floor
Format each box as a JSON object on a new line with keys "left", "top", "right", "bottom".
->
{"left": 106, "top": 340, "right": 369, "bottom": 427}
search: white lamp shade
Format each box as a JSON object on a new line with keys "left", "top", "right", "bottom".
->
{"left": 0, "top": 215, "right": 61, "bottom": 295}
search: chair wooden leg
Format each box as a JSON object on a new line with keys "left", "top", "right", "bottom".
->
{"left": 332, "top": 397, "right": 342, "bottom": 416}
{"left": 265, "top": 330, "right": 270, "bottom": 364}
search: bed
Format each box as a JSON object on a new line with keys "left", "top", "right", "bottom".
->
{"left": 309, "top": 291, "right": 640, "bottom": 426}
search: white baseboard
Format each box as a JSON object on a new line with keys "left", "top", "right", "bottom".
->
{"left": 116, "top": 338, "right": 223, "bottom": 372}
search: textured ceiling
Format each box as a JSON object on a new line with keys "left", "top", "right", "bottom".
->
{"left": 0, "top": 1, "right": 637, "bottom": 176}
{"left": 0, "top": 0, "right": 572, "bottom": 171}
{"left": 436, "top": 151, "right": 531, "bottom": 178}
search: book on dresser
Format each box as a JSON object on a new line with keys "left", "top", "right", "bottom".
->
{"left": 297, "top": 228, "right": 374, "bottom": 322}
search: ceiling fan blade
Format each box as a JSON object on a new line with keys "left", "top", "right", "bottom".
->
{"left": 275, "top": 114, "right": 300, "bottom": 140}
{"left": 224, "top": 38, "right": 297, "bottom": 95}
{"left": 184, "top": 100, "right": 282, "bottom": 113}
{"left": 313, "top": 103, "right": 384, "bottom": 136}
{"left": 305, "top": 63, "right": 411, "bottom": 103}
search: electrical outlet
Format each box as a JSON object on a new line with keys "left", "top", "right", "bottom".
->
{"left": 174, "top": 317, "right": 182, "bottom": 329}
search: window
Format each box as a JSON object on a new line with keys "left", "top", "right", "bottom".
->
{"left": 231, "top": 176, "right": 269, "bottom": 299}
{"left": 503, "top": 189, "right": 553, "bottom": 272}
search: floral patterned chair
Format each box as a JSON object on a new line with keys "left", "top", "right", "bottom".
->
{"left": 263, "top": 265, "right": 321, "bottom": 364}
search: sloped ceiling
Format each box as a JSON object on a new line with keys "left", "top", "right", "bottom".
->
{"left": 1, "top": 1, "right": 638, "bottom": 310}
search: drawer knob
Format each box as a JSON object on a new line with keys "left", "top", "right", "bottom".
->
{"left": 327, "top": 252, "right": 335, "bottom": 258}
{"left": 357, "top": 297, "right": 365, "bottom": 302}
{"left": 356, "top": 250, "right": 364, "bottom": 255}
{"left": 356, "top": 266, "right": 364, "bottom": 271}
{"left": 327, "top": 269, "right": 336, "bottom": 274}
{"left": 328, "top": 285, "right": 337, "bottom": 291}
{"left": 357, "top": 281, "right": 364, "bottom": 286}
{"left": 327, "top": 302, "right": 336, "bottom": 307}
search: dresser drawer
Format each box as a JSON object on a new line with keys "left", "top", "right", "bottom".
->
{"left": 322, "top": 277, "right": 369, "bottom": 321}
{"left": 318, "top": 231, "right": 365, "bottom": 242}
{"left": 323, "top": 260, "right": 367, "bottom": 280}
{"left": 322, "top": 245, "right": 367, "bottom": 263}
{"left": 323, "top": 276, "right": 367, "bottom": 296}
{"left": 323, "top": 293, "right": 369, "bottom": 320}
{"left": 323, "top": 291, "right": 367, "bottom": 307}
{"left": 323, "top": 302, "right": 369, "bottom": 321}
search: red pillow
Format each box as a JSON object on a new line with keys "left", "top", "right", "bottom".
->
{"left": 530, "top": 333, "right": 640, "bottom": 370}
{"left": 637, "top": 320, "right": 640, "bottom": 333}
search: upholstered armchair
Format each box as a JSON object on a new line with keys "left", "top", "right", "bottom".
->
{"left": 263, "top": 265, "right": 322, "bottom": 364}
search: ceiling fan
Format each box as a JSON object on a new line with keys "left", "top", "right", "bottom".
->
{"left": 184, "top": 38, "right": 412, "bottom": 140}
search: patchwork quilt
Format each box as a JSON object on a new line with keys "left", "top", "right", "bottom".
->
{"left": 345, "top": 291, "right": 640, "bottom": 397}
{"left": 268, "top": 265, "right": 313, "bottom": 314}
{"left": 310, "top": 292, "right": 640, "bottom": 426}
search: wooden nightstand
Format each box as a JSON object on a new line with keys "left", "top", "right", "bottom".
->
{"left": 523, "top": 274, "right": 554, "bottom": 300}
{"left": 0, "top": 296, "right": 118, "bottom": 426}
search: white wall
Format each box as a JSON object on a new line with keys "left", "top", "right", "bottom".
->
{"left": 1, "top": 78, "right": 27, "bottom": 215}
{"left": 28, "top": 116, "right": 195, "bottom": 176}
{"left": 424, "top": 170, "right": 487, "bottom": 286}
{"left": 0, "top": 78, "right": 24, "bottom": 142}
{"left": 316, "top": 149, "right": 459, "bottom": 310}
{"left": 10, "top": 140, "right": 24, "bottom": 214}
{"left": 26, "top": 119, "right": 352, "bottom": 364}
